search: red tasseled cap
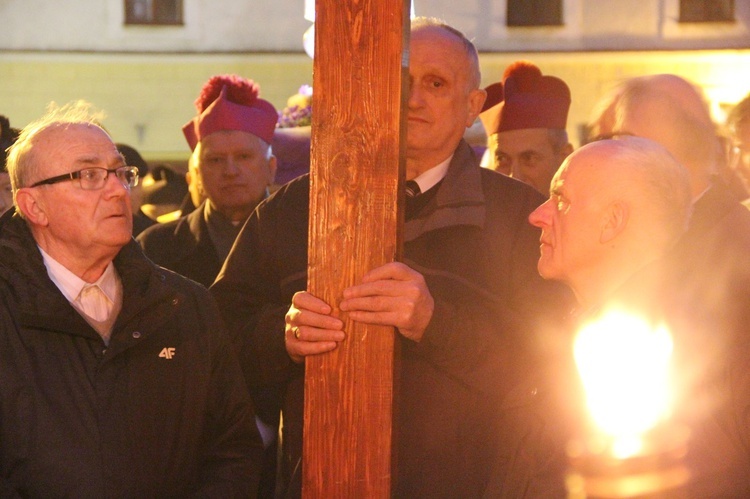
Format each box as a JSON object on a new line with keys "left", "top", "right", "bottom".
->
{"left": 479, "top": 61, "right": 571, "bottom": 135}
{"left": 182, "top": 74, "right": 278, "bottom": 150}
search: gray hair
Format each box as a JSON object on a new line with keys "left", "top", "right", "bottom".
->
{"left": 411, "top": 16, "right": 481, "bottom": 90}
{"left": 7, "top": 100, "right": 108, "bottom": 201}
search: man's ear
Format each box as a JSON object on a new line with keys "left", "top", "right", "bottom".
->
{"left": 267, "top": 154, "right": 277, "bottom": 185}
{"left": 466, "top": 88, "right": 487, "bottom": 127}
{"left": 15, "top": 188, "right": 49, "bottom": 227}
{"left": 187, "top": 167, "right": 205, "bottom": 198}
{"left": 600, "top": 200, "right": 629, "bottom": 244}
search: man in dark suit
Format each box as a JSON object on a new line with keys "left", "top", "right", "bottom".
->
{"left": 0, "top": 100, "right": 261, "bottom": 496}
{"left": 589, "top": 73, "right": 750, "bottom": 496}
{"left": 211, "top": 17, "right": 574, "bottom": 498}
{"left": 137, "top": 74, "right": 277, "bottom": 288}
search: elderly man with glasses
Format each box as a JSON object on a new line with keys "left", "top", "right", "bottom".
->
{"left": 0, "top": 101, "right": 263, "bottom": 497}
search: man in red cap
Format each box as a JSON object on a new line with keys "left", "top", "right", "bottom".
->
{"left": 137, "top": 74, "right": 278, "bottom": 288}
{"left": 138, "top": 74, "right": 280, "bottom": 497}
{"left": 480, "top": 61, "right": 573, "bottom": 194}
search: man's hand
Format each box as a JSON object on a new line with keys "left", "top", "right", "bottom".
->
{"left": 285, "top": 263, "right": 434, "bottom": 362}
{"left": 285, "top": 291, "right": 345, "bottom": 363}
{"left": 340, "top": 262, "right": 434, "bottom": 342}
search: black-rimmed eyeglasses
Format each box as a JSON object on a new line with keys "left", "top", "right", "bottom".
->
{"left": 31, "top": 166, "right": 140, "bottom": 191}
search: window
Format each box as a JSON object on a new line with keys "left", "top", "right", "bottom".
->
{"left": 125, "top": 0, "right": 183, "bottom": 26}
{"left": 507, "top": 0, "right": 563, "bottom": 27}
{"left": 679, "top": 0, "right": 734, "bottom": 22}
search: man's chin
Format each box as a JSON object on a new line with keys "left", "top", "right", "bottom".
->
{"left": 103, "top": 218, "right": 133, "bottom": 240}
{"left": 406, "top": 129, "right": 434, "bottom": 149}
{"left": 536, "top": 261, "right": 558, "bottom": 280}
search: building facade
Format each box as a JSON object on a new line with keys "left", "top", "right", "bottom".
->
{"left": 2, "top": 0, "right": 749, "bottom": 161}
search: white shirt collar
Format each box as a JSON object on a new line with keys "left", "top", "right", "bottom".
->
{"left": 411, "top": 154, "right": 453, "bottom": 194}
{"left": 38, "top": 246, "right": 118, "bottom": 304}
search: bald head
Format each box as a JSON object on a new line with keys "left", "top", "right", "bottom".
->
{"left": 639, "top": 75, "right": 712, "bottom": 123}
{"left": 590, "top": 74, "right": 721, "bottom": 197}
{"left": 574, "top": 137, "right": 692, "bottom": 250}
{"left": 529, "top": 136, "right": 692, "bottom": 307}
{"left": 410, "top": 17, "right": 482, "bottom": 90}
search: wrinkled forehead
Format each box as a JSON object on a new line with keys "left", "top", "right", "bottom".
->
{"left": 409, "top": 27, "right": 468, "bottom": 69}
{"left": 36, "top": 122, "right": 112, "bottom": 148}
{"left": 35, "top": 123, "right": 120, "bottom": 167}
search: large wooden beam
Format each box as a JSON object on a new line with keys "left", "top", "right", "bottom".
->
{"left": 303, "top": 1, "right": 409, "bottom": 497}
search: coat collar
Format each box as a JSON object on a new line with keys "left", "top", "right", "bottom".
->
{"left": 183, "top": 201, "right": 212, "bottom": 249}
{"left": 0, "top": 210, "right": 179, "bottom": 345}
{"left": 688, "top": 177, "right": 745, "bottom": 238}
{"left": 405, "top": 139, "right": 485, "bottom": 242}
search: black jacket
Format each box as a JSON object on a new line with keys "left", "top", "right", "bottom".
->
{"left": 137, "top": 201, "right": 223, "bottom": 288}
{"left": 660, "top": 180, "right": 750, "bottom": 496}
{"left": 0, "top": 210, "right": 263, "bottom": 497}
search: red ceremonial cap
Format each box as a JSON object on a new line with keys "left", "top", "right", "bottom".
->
{"left": 479, "top": 61, "right": 571, "bottom": 135}
{"left": 182, "top": 74, "right": 278, "bottom": 151}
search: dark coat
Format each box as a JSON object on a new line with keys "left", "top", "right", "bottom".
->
{"left": 481, "top": 362, "right": 578, "bottom": 499}
{"left": 660, "top": 180, "right": 750, "bottom": 496}
{"left": 137, "top": 201, "right": 222, "bottom": 288}
{"left": 0, "top": 210, "right": 263, "bottom": 498}
{"left": 559, "top": 232, "right": 750, "bottom": 499}
{"left": 667, "top": 179, "right": 750, "bottom": 333}
{"left": 211, "top": 140, "right": 575, "bottom": 498}
{"left": 131, "top": 208, "right": 156, "bottom": 237}
{"left": 484, "top": 179, "right": 750, "bottom": 498}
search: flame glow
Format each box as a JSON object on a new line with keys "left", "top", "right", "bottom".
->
{"left": 574, "top": 309, "right": 674, "bottom": 458}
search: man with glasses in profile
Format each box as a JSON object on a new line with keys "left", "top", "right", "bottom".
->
{"left": 0, "top": 101, "right": 263, "bottom": 496}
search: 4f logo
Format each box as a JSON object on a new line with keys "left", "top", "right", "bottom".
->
{"left": 159, "top": 347, "right": 176, "bottom": 360}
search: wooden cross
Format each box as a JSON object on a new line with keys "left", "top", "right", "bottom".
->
{"left": 303, "top": 0, "right": 409, "bottom": 497}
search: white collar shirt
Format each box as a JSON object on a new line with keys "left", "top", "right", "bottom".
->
{"left": 411, "top": 154, "right": 453, "bottom": 194}
{"left": 39, "top": 246, "right": 118, "bottom": 312}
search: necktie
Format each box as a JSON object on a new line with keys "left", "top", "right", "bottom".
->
{"left": 78, "top": 284, "right": 112, "bottom": 322}
{"left": 405, "top": 180, "right": 421, "bottom": 198}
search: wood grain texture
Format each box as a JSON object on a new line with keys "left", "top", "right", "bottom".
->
{"left": 303, "top": 1, "right": 409, "bottom": 497}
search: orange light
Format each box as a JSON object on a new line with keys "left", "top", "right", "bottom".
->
{"left": 574, "top": 308, "right": 674, "bottom": 459}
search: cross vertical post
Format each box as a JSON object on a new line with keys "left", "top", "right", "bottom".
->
{"left": 302, "top": 1, "right": 410, "bottom": 497}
